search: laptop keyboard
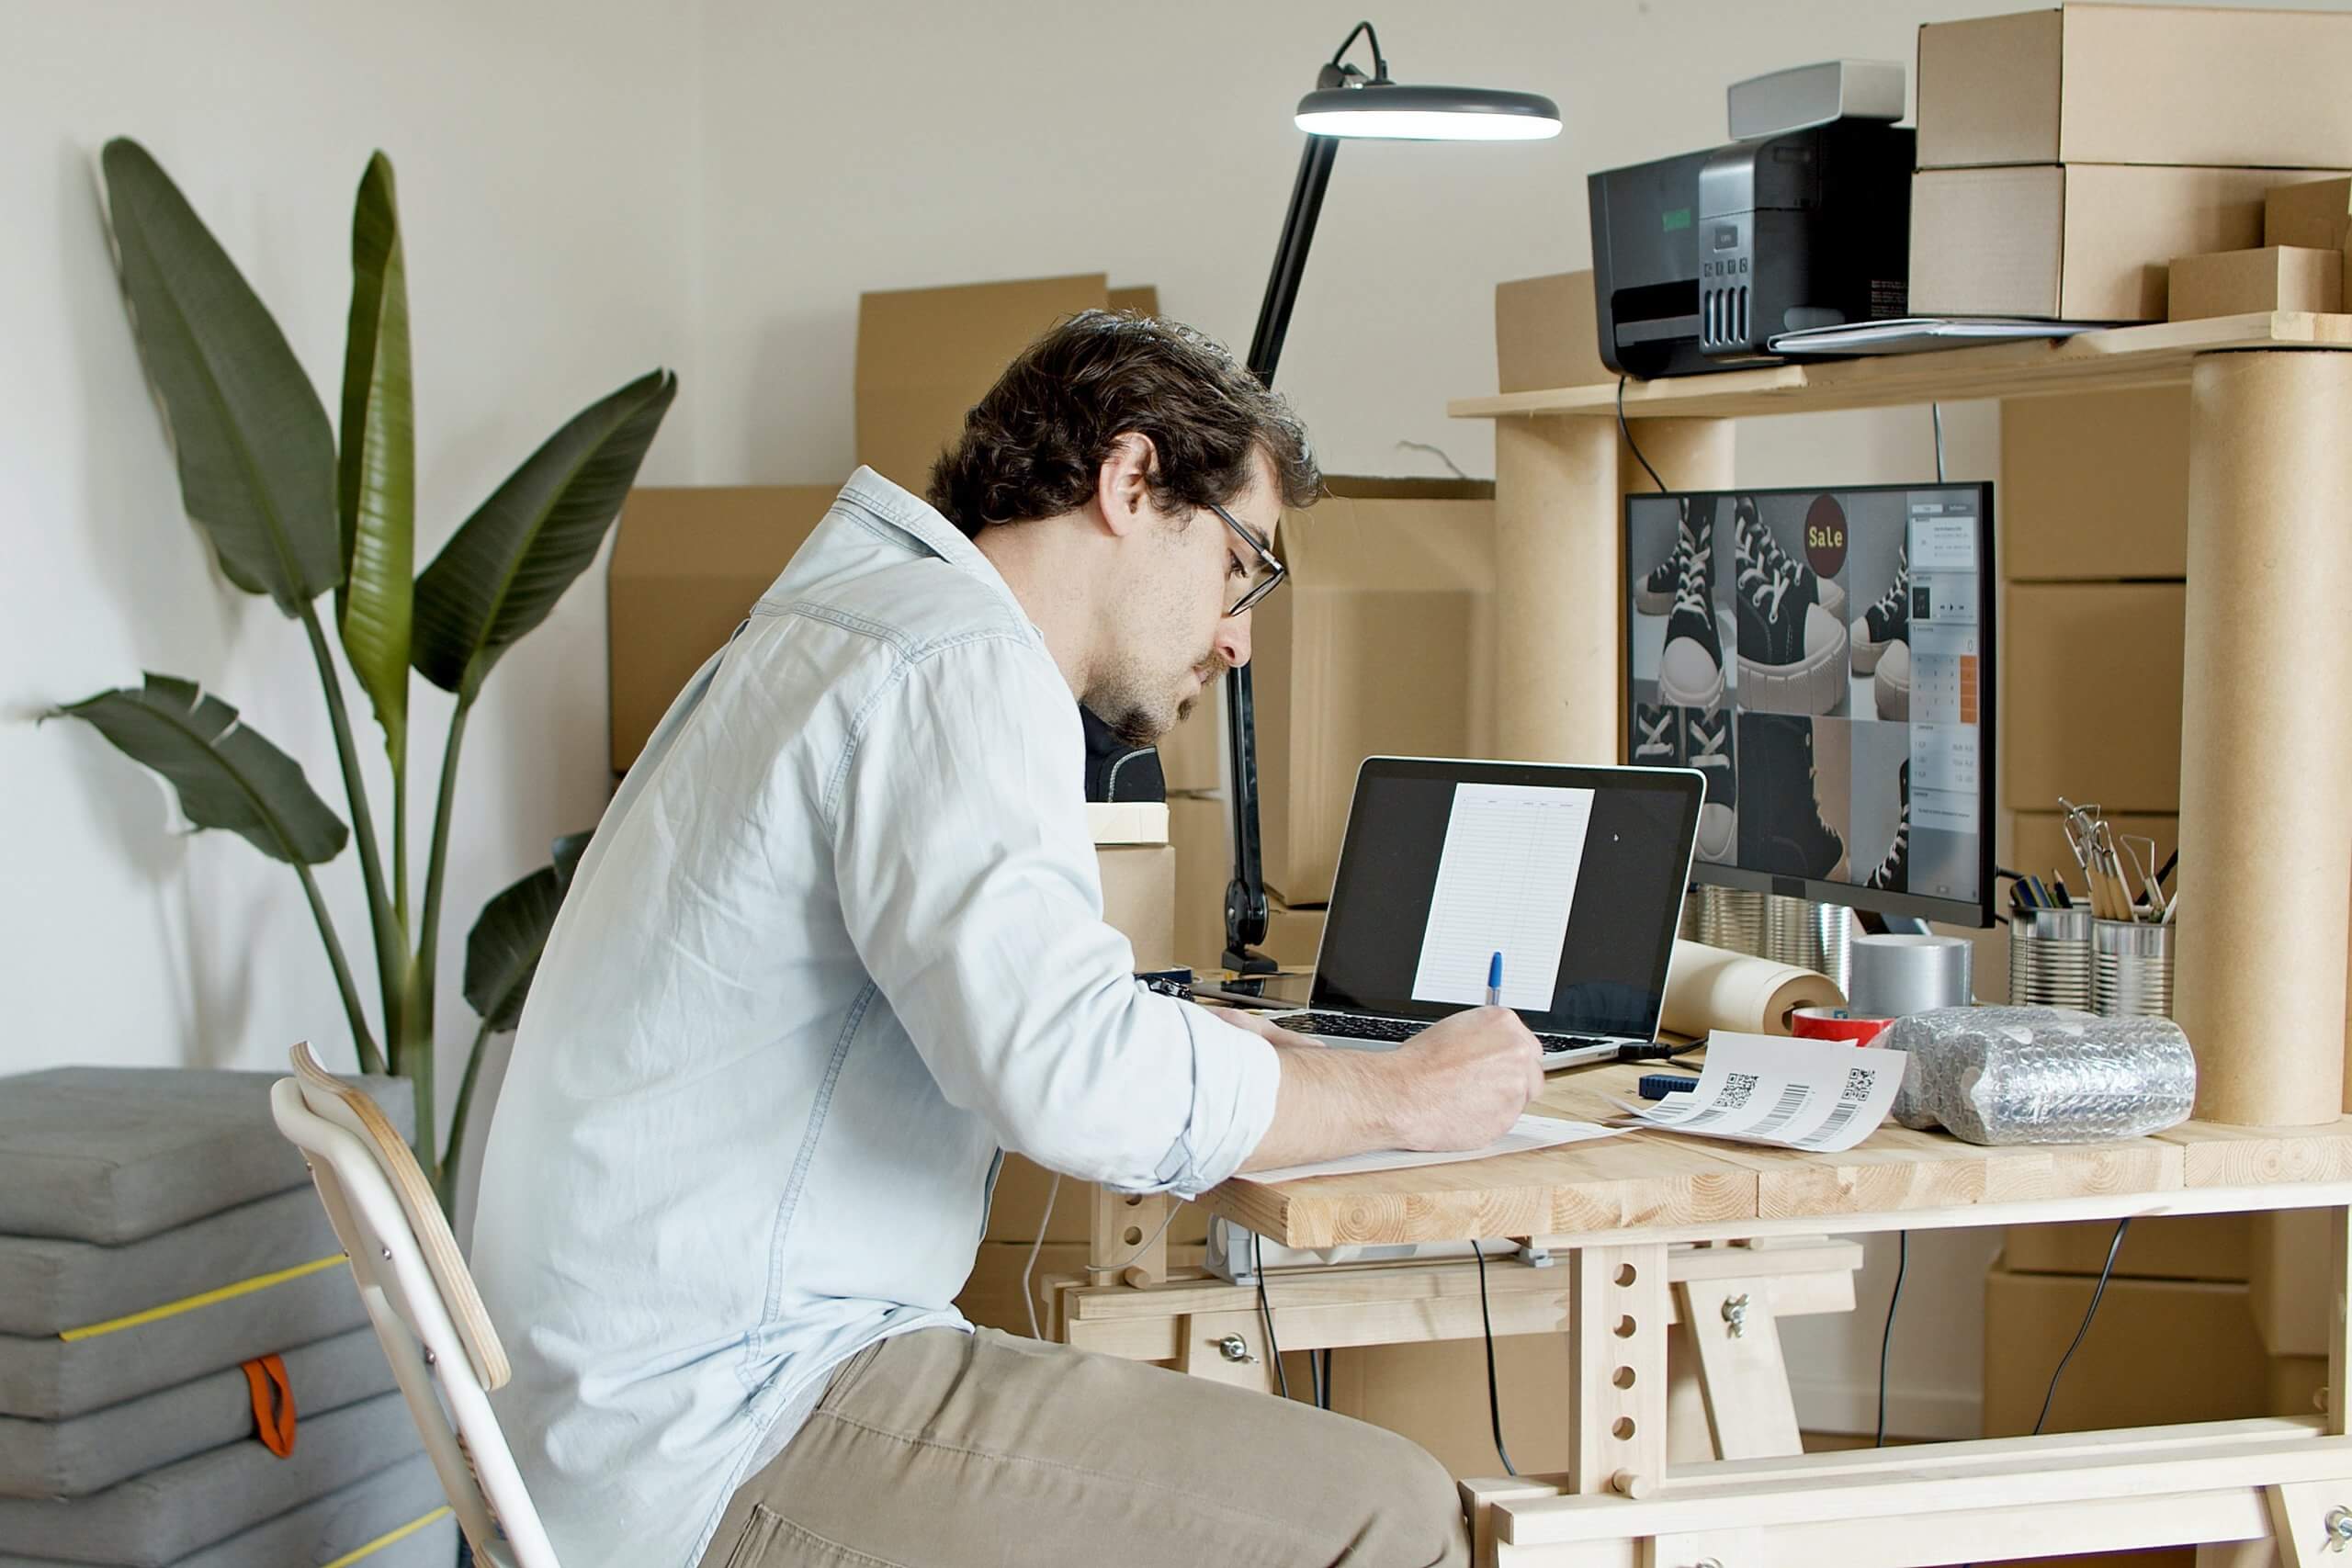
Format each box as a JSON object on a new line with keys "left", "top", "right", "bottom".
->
{"left": 1292, "top": 1012, "right": 1617, "bottom": 1058}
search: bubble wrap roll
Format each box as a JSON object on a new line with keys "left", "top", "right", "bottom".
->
{"left": 1883, "top": 1006, "right": 2197, "bottom": 1145}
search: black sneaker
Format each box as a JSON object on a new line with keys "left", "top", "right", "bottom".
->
{"left": 1733, "top": 496, "right": 1849, "bottom": 715}
{"left": 1736, "top": 714, "right": 1848, "bottom": 882}
{"left": 1866, "top": 760, "right": 1909, "bottom": 893}
{"left": 1635, "top": 502, "right": 1695, "bottom": 616}
{"left": 1753, "top": 499, "right": 1845, "bottom": 617}
{"left": 1657, "top": 499, "right": 1724, "bottom": 708}
{"left": 1684, "top": 706, "right": 1736, "bottom": 863}
{"left": 1851, "top": 544, "right": 1909, "bottom": 676}
{"left": 1632, "top": 702, "right": 1682, "bottom": 768}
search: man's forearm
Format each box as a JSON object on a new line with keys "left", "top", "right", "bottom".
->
{"left": 1235, "top": 1044, "right": 1408, "bottom": 1173}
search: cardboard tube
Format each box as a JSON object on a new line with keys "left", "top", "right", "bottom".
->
{"left": 1490, "top": 414, "right": 1732, "bottom": 764}
{"left": 2177, "top": 353, "right": 2352, "bottom": 1125}
{"left": 1663, "top": 940, "right": 1847, "bottom": 1038}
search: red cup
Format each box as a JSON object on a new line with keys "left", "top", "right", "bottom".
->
{"left": 1791, "top": 1006, "right": 1893, "bottom": 1046}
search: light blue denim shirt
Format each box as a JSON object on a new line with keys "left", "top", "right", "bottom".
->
{"left": 470, "top": 468, "right": 1281, "bottom": 1568}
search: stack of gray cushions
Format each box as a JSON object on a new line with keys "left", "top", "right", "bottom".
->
{"left": 0, "top": 1068, "right": 458, "bottom": 1568}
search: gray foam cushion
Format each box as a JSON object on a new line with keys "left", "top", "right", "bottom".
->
{"left": 0, "top": 1069, "right": 413, "bottom": 1246}
{"left": 0, "top": 1389, "right": 420, "bottom": 1567}
{"left": 0, "top": 1454, "right": 450, "bottom": 1568}
{"left": 0, "top": 1327, "right": 395, "bottom": 1500}
{"left": 0, "top": 1265, "right": 367, "bottom": 1421}
{"left": 0, "top": 1187, "right": 345, "bottom": 1338}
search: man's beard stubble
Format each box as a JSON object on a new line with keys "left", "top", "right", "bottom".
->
{"left": 1099, "top": 652, "right": 1230, "bottom": 749}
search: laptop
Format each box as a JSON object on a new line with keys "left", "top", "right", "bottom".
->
{"left": 1268, "top": 757, "right": 1704, "bottom": 1071}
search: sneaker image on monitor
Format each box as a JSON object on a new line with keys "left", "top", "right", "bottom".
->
{"left": 1732, "top": 496, "right": 1848, "bottom": 716}
{"left": 1657, "top": 497, "right": 1724, "bottom": 708}
{"left": 1736, "top": 713, "right": 1849, "bottom": 882}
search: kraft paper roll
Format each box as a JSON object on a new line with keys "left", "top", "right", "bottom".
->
{"left": 2177, "top": 353, "right": 2352, "bottom": 1125}
{"left": 1492, "top": 415, "right": 1732, "bottom": 764}
{"left": 1663, "top": 940, "right": 1847, "bottom": 1039}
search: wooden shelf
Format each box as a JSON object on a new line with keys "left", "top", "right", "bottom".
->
{"left": 1448, "top": 310, "right": 2352, "bottom": 422}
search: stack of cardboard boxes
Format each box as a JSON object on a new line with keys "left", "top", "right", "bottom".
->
{"left": 1909, "top": 5, "right": 2352, "bottom": 323}
{"left": 1946, "top": 18, "right": 2352, "bottom": 1557}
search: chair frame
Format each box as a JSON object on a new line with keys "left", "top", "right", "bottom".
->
{"left": 272, "top": 1042, "right": 560, "bottom": 1568}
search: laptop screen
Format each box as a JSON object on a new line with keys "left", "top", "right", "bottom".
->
{"left": 1309, "top": 758, "right": 1702, "bottom": 1039}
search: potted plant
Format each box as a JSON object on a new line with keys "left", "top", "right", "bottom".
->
{"left": 51, "top": 140, "right": 674, "bottom": 1212}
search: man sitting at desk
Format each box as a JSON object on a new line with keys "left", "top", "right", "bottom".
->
{"left": 472, "top": 311, "right": 1544, "bottom": 1568}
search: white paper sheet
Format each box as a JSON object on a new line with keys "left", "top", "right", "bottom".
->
{"left": 1410, "top": 783, "right": 1595, "bottom": 1010}
{"left": 1618, "top": 1032, "right": 1905, "bottom": 1153}
{"left": 1242, "top": 1114, "right": 1622, "bottom": 1184}
{"left": 1765, "top": 316, "right": 2103, "bottom": 356}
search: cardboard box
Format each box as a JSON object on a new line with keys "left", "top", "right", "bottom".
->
{"left": 1256, "top": 479, "right": 1497, "bottom": 905}
{"left": 1983, "top": 1263, "right": 2267, "bottom": 1437}
{"left": 1091, "top": 802, "right": 1176, "bottom": 972}
{"left": 2249, "top": 1209, "right": 2328, "bottom": 1358}
{"left": 1999, "top": 388, "right": 2188, "bottom": 581}
{"left": 1157, "top": 682, "right": 1224, "bottom": 795}
{"left": 1910, "top": 164, "right": 2343, "bottom": 321}
{"left": 1916, "top": 5, "right": 2352, "bottom": 171}
{"left": 1264, "top": 895, "right": 1327, "bottom": 970}
{"left": 2002, "top": 582, "right": 2184, "bottom": 815}
{"left": 2168, "top": 245, "right": 2341, "bottom": 321}
{"left": 606, "top": 486, "right": 839, "bottom": 773}
{"left": 2003, "top": 812, "right": 2177, "bottom": 907}
{"left": 854, "top": 275, "right": 1158, "bottom": 495}
{"left": 2003, "top": 1215, "right": 2247, "bottom": 1282}
{"left": 1325, "top": 1335, "right": 1578, "bottom": 1480}
{"left": 1496, "top": 270, "right": 1610, "bottom": 395}
{"left": 1170, "top": 794, "right": 1230, "bottom": 974}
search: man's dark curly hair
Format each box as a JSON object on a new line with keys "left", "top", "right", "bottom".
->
{"left": 927, "top": 310, "right": 1319, "bottom": 538}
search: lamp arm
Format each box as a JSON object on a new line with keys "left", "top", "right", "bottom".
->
{"left": 1222, "top": 130, "right": 1340, "bottom": 975}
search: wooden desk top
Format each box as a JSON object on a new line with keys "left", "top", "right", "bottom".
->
{"left": 1205, "top": 1062, "right": 2352, "bottom": 1249}
{"left": 1445, "top": 310, "right": 2352, "bottom": 423}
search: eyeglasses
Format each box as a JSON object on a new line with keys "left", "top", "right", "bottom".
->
{"left": 1209, "top": 501, "right": 1286, "bottom": 617}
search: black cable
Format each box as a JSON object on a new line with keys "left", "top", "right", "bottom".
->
{"left": 2033, "top": 1218, "right": 2131, "bottom": 1436}
{"left": 1472, "top": 1244, "right": 1519, "bottom": 1476}
{"left": 1617, "top": 376, "right": 1667, "bottom": 492}
{"left": 1309, "top": 1342, "right": 1326, "bottom": 1408}
{"left": 1317, "top": 1348, "right": 1332, "bottom": 1409}
{"left": 1875, "top": 1231, "right": 1908, "bottom": 1447}
{"left": 1932, "top": 402, "right": 1947, "bottom": 483}
{"left": 1250, "top": 1232, "right": 1293, "bottom": 1401}
{"left": 1328, "top": 19, "right": 1385, "bottom": 78}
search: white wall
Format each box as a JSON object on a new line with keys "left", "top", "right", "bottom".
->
{"left": 0, "top": 0, "right": 698, "bottom": 1117}
{"left": 6, "top": 0, "right": 2335, "bottom": 1439}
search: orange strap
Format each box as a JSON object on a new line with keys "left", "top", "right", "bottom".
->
{"left": 241, "top": 1354, "right": 297, "bottom": 1457}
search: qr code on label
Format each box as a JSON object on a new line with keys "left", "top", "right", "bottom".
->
{"left": 1841, "top": 1066, "right": 1874, "bottom": 1103}
{"left": 1718, "top": 1071, "right": 1760, "bottom": 1111}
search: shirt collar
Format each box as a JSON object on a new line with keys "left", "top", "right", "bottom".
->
{"left": 834, "top": 466, "right": 1046, "bottom": 648}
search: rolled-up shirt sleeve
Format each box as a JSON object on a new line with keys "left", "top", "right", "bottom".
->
{"left": 829, "top": 634, "right": 1279, "bottom": 1195}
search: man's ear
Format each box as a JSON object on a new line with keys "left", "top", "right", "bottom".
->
{"left": 1094, "top": 432, "right": 1160, "bottom": 538}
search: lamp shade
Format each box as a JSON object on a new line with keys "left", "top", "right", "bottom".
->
{"left": 1293, "top": 82, "right": 1562, "bottom": 141}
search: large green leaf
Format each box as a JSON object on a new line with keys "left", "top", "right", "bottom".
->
{"left": 51, "top": 674, "right": 348, "bottom": 864}
{"left": 461, "top": 832, "right": 587, "bottom": 1032}
{"left": 412, "top": 370, "right": 676, "bottom": 700}
{"left": 335, "top": 152, "right": 414, "bottom": 754}
{"left": 100, "top": 139, "right": 340, "bottom": 615}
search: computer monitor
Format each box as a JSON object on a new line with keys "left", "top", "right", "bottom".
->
{"left": 1622, "top": 482, "right": 1996, "bottom": 925}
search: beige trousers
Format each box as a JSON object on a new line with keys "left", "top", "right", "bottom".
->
{"left": 696, "top": 1326, "right": 1471, "bottom": 1568}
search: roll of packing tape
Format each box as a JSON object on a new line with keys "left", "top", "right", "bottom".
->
{"left": 1791, "top": 1007, "right": 1894, "bottom": 1046}
{"left": 1849, "top": 933, "right": 1973, "bottom": 1019}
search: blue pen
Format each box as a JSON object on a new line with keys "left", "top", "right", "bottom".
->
{"left": 1486, "top": 951, "right": 1503, "bottom": 1009}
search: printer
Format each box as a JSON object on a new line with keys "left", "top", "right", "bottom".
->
{"left": 1589, "top": 118, "right": 1914, "bottom": 378}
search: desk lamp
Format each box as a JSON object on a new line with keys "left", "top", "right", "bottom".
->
{"left": 1220, "top": 21, "right": 1561, "bottom": 973}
